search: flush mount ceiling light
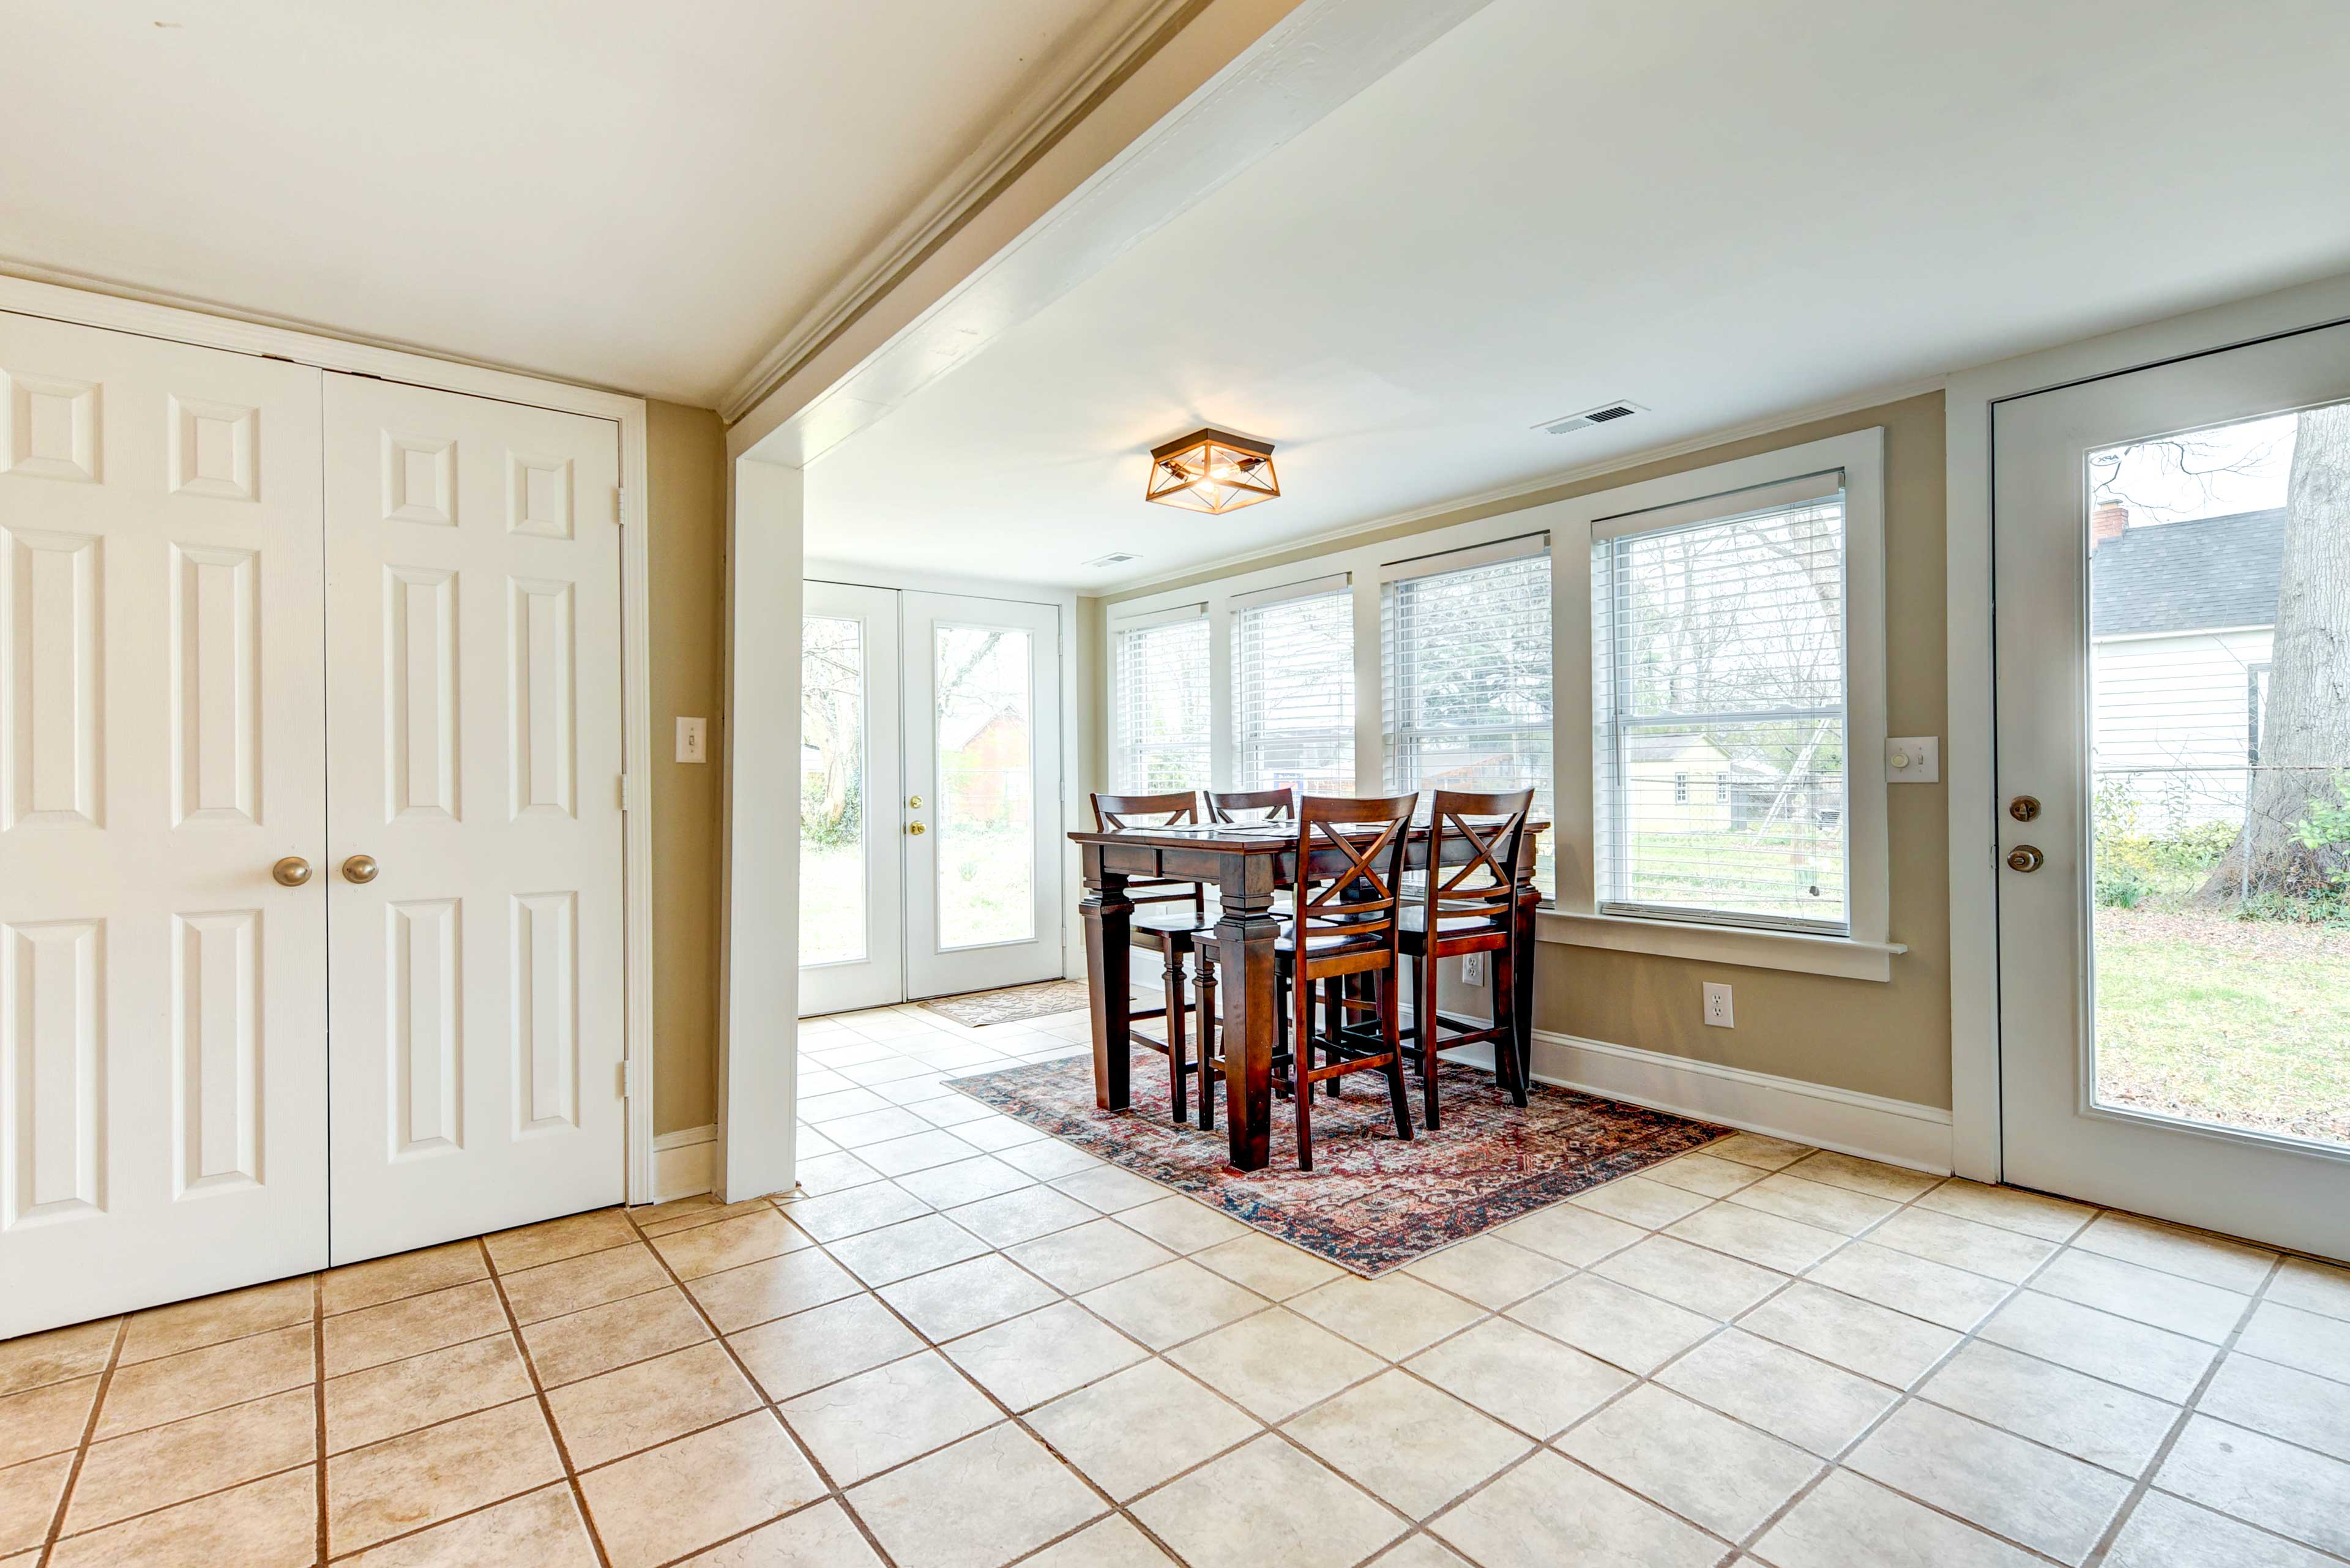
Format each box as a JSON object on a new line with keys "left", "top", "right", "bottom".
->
{"left": 1144, "top": 428, "right": 1279, "bottom": 513}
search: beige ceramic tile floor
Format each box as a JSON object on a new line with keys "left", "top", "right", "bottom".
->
{"left": 5, "top": 997, "right": 2349, "bottom": 1568}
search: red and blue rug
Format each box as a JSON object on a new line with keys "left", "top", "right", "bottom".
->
{"left": 946, "top": 1051, "right": 1724, "bottom": 1274}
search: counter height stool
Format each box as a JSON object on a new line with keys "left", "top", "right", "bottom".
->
{"left": 1275, "top": 793, "right": 1420, "bottom": 1170}
{"left": 1089, "top": 791, "right": 1218, "bottom": 1123}
{"left": 1400, "top": 787, "right": 1535, "bottom": 1129}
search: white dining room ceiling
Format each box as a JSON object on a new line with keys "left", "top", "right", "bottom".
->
{"left": 803, "top": 0, "right": 2350, "bottom": 589}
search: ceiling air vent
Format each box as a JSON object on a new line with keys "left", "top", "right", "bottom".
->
{"left": 1085, "top": 550, "right": 1143, "bottom": 569}
{"left": 1536, "top": 400, "right": 1647, "bottom": 436}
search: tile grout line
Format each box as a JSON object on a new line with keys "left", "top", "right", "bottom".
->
{"left": 726, "top": 1176, "right": 1326, "bottom": 1568}
{"left": 620, "top": 1195, "right": 916, "bottom": 1568}
{"left": 472, "top": 1233, "right": 619, "bottom": 1568}
{"left": 2078, "top": 1250, "right": 2283, "bottom": 1568}
{"left": 1698, "top": 1170, "right": 2095, "bottom": 1567}
{"left": 33, "top": 1313, "right": 125, "bottom": 1567}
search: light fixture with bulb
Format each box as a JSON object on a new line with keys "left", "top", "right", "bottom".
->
{"left": 1143, "top": 428, "right": 1279, "bottom": 514}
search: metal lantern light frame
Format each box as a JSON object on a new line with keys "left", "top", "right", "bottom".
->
{"left": 1144, "top": 428, "right": 1280, "bottom": 514}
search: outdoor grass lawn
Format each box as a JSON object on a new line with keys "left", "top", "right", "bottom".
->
{"left": 2094, "top": 906, "right": 2350, "bottom": 1145}
{"left": 801, "top": 826, "right": 1034, "bottom": 968}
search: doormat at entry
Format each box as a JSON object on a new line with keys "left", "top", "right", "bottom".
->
{"left": 917, "top": 979, "right": 1095, "bottom": 1028}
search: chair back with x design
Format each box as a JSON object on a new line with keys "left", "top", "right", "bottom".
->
{"left": 1292, "top": 793, "right": 1419, "bottom": 949}
{"left": 1420, "top": 788, "right": 1535, "bottom": 936}
{"left": 1206, "top": 787, "right": 1296, "bottom": 825}
{"left": 1091, "top": 791, "right": 1207, "bottom": 915}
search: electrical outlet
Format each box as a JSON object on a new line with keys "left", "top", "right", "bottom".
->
{"left": 676, "top": 716, "right": 707, "bottom": 764}
{"left": 1461, "top": 952, "right": 1487, "bottom": 987}
{"left": 1703, "top": 982, "right": 1734, "bottom": 1028}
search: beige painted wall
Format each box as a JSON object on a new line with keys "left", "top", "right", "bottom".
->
{"left": 646, "top": 401, "right": 728, "bottom": 1135}
{"left": 1101, "top": 392, "right": 1952, "bottom": 1110}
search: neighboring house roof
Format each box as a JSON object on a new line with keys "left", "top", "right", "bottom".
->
{"left": 2092, "top": 507, "right": 2285, "bottom": 638}
{"left": 1626, "top": 733, "right": 1728, "bottom": 765}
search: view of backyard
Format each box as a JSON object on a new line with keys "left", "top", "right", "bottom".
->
{"left": 800, "top": 615, "right": 1037, "bottom": 969}
{"left": 2085, "top": 408, "right": 2350, "bottom": 1148}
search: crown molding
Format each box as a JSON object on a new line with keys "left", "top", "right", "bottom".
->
{"left": 717, "top": 0, "right": 1203, "bottom": 425}
{"left": 0, "top": 255, "right": 646, "bottom": 402}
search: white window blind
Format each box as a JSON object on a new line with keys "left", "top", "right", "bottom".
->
{"left": 1592, "top": 480, "right": 1849, "bottom": 935}
{"left": 1111, "top": 610, "right": 1211, "bottom": 793}
{"left": 1381, "top": 539, "right": 1553, "bottom": 894}
{"left": 1233, "top": 578, "right": 1354, "bottom": 793}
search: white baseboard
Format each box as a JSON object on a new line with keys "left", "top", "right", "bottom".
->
{"left": 652, "top": 1124, "right": 718, "bottom": 1203}
{"left": 1530, "top": 1031, "right": 1954, "bottom": 1175}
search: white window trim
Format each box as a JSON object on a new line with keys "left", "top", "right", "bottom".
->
{"left": 1099, "top": 426, "right": 1900, "bottom": 982}
{"left": 1548, "top": 427, "right": 1896, "bottom": 979}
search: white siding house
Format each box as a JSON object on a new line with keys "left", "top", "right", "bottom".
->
{"left": 2089, "top": 507, "right": 2283, "bottom": 829}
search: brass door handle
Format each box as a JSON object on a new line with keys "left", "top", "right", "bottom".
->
{"left": 342, "top": 854, "right": 381, "bottom": 884}
{"left": 2006, "top": 845, "right": 2044, "bottom": 873}
{"left": 272, "top": 856, "right": 313, "bottom": 887}
{"left": 908, "top": 823, "right": 927, "bottom": 837}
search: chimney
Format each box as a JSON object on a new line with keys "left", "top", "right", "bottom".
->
{"left": 2091, "top": 500, "right": 2128, "bottom": 551}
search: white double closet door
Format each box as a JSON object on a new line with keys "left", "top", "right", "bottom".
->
{"left": 1, "top": 312, "right": 626, "bottom": 1336}
{"left": 799, "top": 583, "right": 1064, "bottom": 1015}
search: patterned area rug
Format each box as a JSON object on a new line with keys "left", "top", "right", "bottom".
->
{"left": 946, "top": 1051, "right": 1725, "bottom": 1274}
{"left": 916, "top": 980, "right": 1094, "bottom": 1028}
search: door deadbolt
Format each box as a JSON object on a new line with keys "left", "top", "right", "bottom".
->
{"left": 2009, "top": 796, "right": 2041, "bottom": 822}
{"left": 2006, "top": 845, "right": 2045, "bottom": 873}
{"left": 907, "top": 794, "right": 924, "bottom": 809}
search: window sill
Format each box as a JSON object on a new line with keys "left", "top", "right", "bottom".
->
{"left": 1536, "top": 908, "right": 1906, "bottom": 982}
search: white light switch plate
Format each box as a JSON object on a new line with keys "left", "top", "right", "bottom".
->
{"left": 676, "top": 717, "right": 707, "bottom": 764}
{"left": 1885, "top": 736, "right": 1939, "bottom": 783}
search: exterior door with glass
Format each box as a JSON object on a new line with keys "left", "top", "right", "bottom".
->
{"left": 1994, "top": 319, "right": 2350, "bottom": 1261}
{"left": 901, "top": 592, "right": 1064, "bottom": 999}
{"left": 799, "top": 581, "right": 903, "bottom": 1015}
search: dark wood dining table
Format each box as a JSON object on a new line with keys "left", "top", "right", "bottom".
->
{"left": 1069, "top": 817, "right": 1546, "bottom": 1171}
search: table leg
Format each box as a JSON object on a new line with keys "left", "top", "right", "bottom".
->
{"left": 1513, "top": 884, "right": 1539, "bottom": 1092}
{"left": 1215, "top": 856, "right": 1279, "bottom": 1171}
{"left": 1081, "top": 864, "right": 1133, "bottom": 1111}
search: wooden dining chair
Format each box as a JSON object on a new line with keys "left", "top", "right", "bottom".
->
{"left": 1206, "top": 787, "right": 1296, "bottom": 824}
{"left": 1400, "top": 787, "right": 1535, "bottom": 1129}
{"left": 1089, "top": 791, "right": 1217, "bottom": 1123}
{"left": 1206, "top": 788, "right": 1297, "bottom": 923}
{"left": 1274, "top": 793, "right": 1419, "bottom": 1169}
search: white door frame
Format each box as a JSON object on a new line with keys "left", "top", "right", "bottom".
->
{"left": 0, "top": 273, "right": 662, "bottom": 1204}
{"left": 1944, "top": 269, "right": 2350, "bottom": 1185}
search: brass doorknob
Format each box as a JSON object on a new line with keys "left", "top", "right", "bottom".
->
{"left": 908, "top": 823, "right": 927, "bottom": 837}
{"left": 271, "top": 856, "right": 313, "bottom": 887}
{"left": 342, "top": 854, "right": 381, "bottom": 884}
{"left": 2006, "top": 845, "right": 2045, "bottom": 873}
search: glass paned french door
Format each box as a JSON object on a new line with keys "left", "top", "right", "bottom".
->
{"left": 1994, "top": 319, "right": 2350, "bottom": 1261}
{"left": 798, "top": 583, "right": 1064, "bottom": 1014}
{"left": 903, "top": 592, "right": 1064, "bottom": 999}
{"left": 799, "top": 581, "right": 903, "bottom": 1015}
